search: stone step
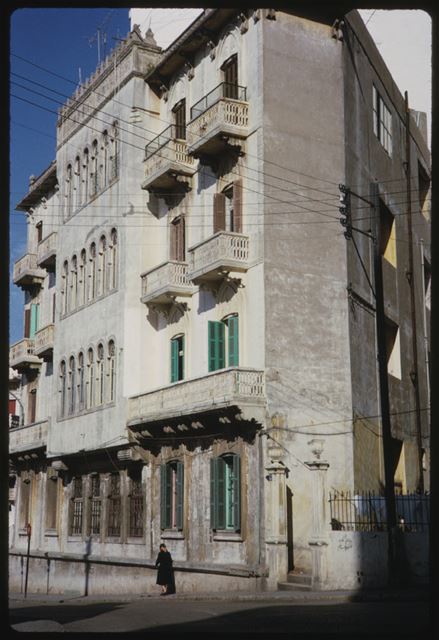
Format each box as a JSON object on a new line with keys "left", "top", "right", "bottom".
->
{"left": 278, "top": 581, "right": 312, "bottom": 591}
{"left": 287, "top": 572, "right": 312, "bottom": 586}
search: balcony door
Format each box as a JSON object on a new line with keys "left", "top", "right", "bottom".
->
{"left": 222, "top": 54, "right": 238, "bottom": 99}
{"left": 173, "top": 99, "right": 186, "bottom": 140}
{"left": 170, "top": 216, "right": 185, "bottom": 262}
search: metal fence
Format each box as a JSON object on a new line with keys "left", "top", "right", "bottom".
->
{"left": 328, "top": 490, "right": 430, "bottom": 532}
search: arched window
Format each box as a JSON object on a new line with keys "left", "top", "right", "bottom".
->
{"left": 83, "top": 149, "right": 89, "bottom": 203}
{"left": 74, "top": 156, "right": 81, "bottom": 210}
{"left": 68, "top": 356, "right": 76, "bottom": 415}
{"left": 71, "top": 255, "right": 78, "bottom": 311}
{"left": 109, "top": 229, "right": 117, "bottom": 290}
{"left": 108, "top": 340, "right": 116, "bottom": 402}
{"left": 96, "top": 343, "right": 105, "bottom": 406}
{"left": 65, "top": 164, "right": 73, "bottom": 217}
{"left": 78, "top": 352, "right": 85, "bottom": 411}
{"left": 86, "top": 348, "right": 94, "bottom": 409}
{"left": 110, "top": 122, "right": 119, "bottom": 180}
{"left": 62, "top": 260, "right": 69, "bottom": 315}
{"left": 91, "top": 140, "right": 99, "bottom": 196}
{"left": 79, "top": 249, "right": 87, "bottom": 306}
{"left": 98, "top": 236, "right": 106, "bottom": 296}
{"left": 89, "top": 243, "right": 96, "bottom": 300}
{"left": 102, "top": 131, "right": 109, "bottom": 187}
{"left": 59, "top": 360, "right": 67, "bottom": 417}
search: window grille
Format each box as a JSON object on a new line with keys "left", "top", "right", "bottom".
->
{"left": 107, "top": 473, "right": 121, "bottom": 537}
{"left": 129, "top": 477, "right": 144, "bottom": 537}
{"left": 90, "top": 475, "right": 101, "bottom": 535}
{"left": 71, "top": 477, "right": 84, "bottom": 535}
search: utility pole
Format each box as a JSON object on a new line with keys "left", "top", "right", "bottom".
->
{"left": 370, "top": 181, "right": 398, "bottom": 586}
{"left": 404, "top": 91, "right": 425, "bottom": 493}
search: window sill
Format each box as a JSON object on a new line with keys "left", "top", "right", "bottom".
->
{"left": 60, "top": 286, "right": 118, "bottom": 320}
{"left": 161, "top": 531, "right": 184, "bottom": 540}
{"left": 213, "top": 532, "right": 243, "bottom": 542}
{"left": 44, "top": 529, "right": 59, "bottom": 537}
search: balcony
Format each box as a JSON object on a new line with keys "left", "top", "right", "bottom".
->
{"left": 141, "top": 261, "right": 193, "bottom": 311}
{"left": 34, "top": 323, "right": 55, "bottom": 361}
{"left": 37, "top": 232, "right": 57, "bottom": 271}
{"left": 13, "top": 253, "right": 46, "bottom": 290}
{"left": 9, "top": 339, "right": 42, "bottom": 372}
{"left": 142, "top": 125, "right": 196, "bottom": 196}
{"left": 9, "top": 419, "right": 48, "bottom": 455}
{"left": 128, "top": 367, "right": 265, "bottom": 431}
{"left": 188, "top": 231, "right": 250, "bottom": 285}
{"left": 187, "top": 83, "right": 249, "bottom": 158}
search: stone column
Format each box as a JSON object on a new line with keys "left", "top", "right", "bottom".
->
{"left": 265, "top": 441, "right": 289, "bottom": 588}
{"left": 305, "top": 439, "right": 330, "bottom": 590}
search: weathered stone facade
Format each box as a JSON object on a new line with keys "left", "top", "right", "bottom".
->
{"left": 9, "top": 9, "right": 430, "bottom": 596}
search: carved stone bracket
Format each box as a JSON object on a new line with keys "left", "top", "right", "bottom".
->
{"left": 200, "top": 273, "right": 242, "bottom": 298}
{"left": 147, "top": 297, "right": 189, "bottom": 320}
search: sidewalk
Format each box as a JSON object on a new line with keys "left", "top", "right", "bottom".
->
{"left": 9, "top": 584, "right": 430, "bottom": 605}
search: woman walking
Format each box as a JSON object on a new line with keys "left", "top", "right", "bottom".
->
{"left": 155, "top": 543, "right": 175, "bottom": 595}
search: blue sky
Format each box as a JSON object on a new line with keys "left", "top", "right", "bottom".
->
{"left": 9, "top": 8, "right": 130, "bottom": 345}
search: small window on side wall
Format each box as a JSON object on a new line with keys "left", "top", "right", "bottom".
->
{"left": 170, "top": 335, "right": 184, "bottom": 383}
{"left": 373, "top": 85, "right": 392, "bottom": 156}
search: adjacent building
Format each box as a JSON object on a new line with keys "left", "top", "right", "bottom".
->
{"left": 9, "top": 8, "right": 430, "bottom": 595}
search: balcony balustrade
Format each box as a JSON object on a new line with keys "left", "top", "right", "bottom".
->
{"left": 37, "top": 232, "right": 57, "bottom": 270}
{"left": 13, "top": 253, "right": 46, "bottom": 290}
{"left": 34, "top": 323, "right": 55, "bottom": 361}
{"left": 128, "top": 367, "right": 265, "bottom": 429}
{"left": 9, "top": 338, "right": 42, "bottom": 372}
{"left": 142, "top": 125, "right": 196, "bottom": 194}
{"left": 188, "top": 231, "right": 250, "bottom": 285}
{"left": 9, "top": 419, "right": 48, "bottom": 454}
{"left": 187, "top": 83, "right": 249, "bottom": 157}
{"left": 141, "top": 261, "right": 193, "bottom": 307}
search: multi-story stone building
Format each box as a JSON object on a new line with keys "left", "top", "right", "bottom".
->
{"left": 9, "top": 8, "right": 430, "bottom": 595}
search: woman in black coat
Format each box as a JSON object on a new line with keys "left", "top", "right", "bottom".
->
{"left": 155, "top": 544, "right": 175, "bottom": 595}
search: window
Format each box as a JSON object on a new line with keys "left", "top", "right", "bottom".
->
{"left": 36, "top": 221, "right": 43, "bottom": 243}
{"left": 96, "top": 344, "right": 105, "bottom": 406}
{"left": 379, "top": 200, "right": 396, "bottom": 268}
{"left": 89, "top": 243, "right": 96, "bottom": 300}
{"left": 62, "top": 261, "right": 69, "bottom": 314}
{"left": 28, "top": 388, "right": 37, "bottom": 424}
{"left": 213, "top": 181, "right": 242, "bottom": 233}
{"left": 418, "top": 162, "right": 430, "bottom": 220}
{"left": 71, "top": 255, "right": 78, "bottom": 311}
{"left": 68, "top": 356, "right": 76, "bottom": 415}
{"left": 107, "top": 473, "right": 121, "bottom": 537}
{"left": 91, "top": 140, "right": 99, "bottom": 196}
{"left": 373, "top": 85, "right": 392, "bottom": 155}
{"left": 171, "top": 335, "right": 184, "bottom": 382}
{"left": 173, "top": 99, "right": 186, "bottom": 140}
{"left": 74, "top": 156, "right": 81, "bottom": 210}
{"left": 60, "top": 360, "right": 67, "bottom": 417}
{"left": 86, "top": 349, "right": 94, "bottom": 409}
{"left": 102, "top": 131, "right": 109, "bottom": 187}
{"left": 109, "top": 229, "right": 117, "bottom": 290}
{"left": 128, "top": 472, "right": 144, "bottom": 537}
{"left": 160, "top": 461, "right": 184, "bottom": 530}
{"left": 385, "top": 317, "right": 401, "bottom": 379}
{"left": 222, "top": 54, "right": 238, "bottom": 99}
{"left": 83, "top": 149, "right": 89, "bottom": 203}
{"left": 24, "top": 307, "right": 31, "bottom": 338}
{"left": 29, "top": 303, "right": 40, "bottom": 339}
{"left": 98, "top": 236, "right": 106, "bottom": 296}
{"left": 79, "top": 249, "right": 87, "bottom": 306}
{"left": 108, "top": 340, "right": 116, "bottom": 402}
{"left": 45, "top": 469, "right": 59, "bottom": 531}
{"left": 70, "top": 477, "right": 84, "bottom": 535}
{"left": 208, "top": 315, "right": 239, "bottom": 372}
{"left": 89, "top": 475, "right": 102, "bottom": 535}
{"left": 110, "top": 123, "right": 119, "bottom": 180}
{"left": 78, "top": 352, "right": 85, "bottom": 410}
{"left": 19, "top": 474, "right": 31, "bottom": 530}
{"left": 66, "top": 164, "right": 73, "bottom": 216}
{"left": 210, "top": 454, "right": 241, "bottom": 531}
{"left": 170, "top": 216, "right": 185, "bottom": 261}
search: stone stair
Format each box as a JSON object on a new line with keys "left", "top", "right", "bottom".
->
{"left": 278, "top": 571, "right": 312, "bottom": 591}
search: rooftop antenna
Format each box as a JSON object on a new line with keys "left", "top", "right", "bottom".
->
{"left": 87, "top": 10, "right": 114, "bottom": 65}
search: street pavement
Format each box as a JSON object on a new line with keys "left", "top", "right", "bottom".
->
{"left": 8, "top": 586, "right": 434, "bottom": 636}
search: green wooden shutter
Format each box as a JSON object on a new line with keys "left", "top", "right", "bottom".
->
{"left": 160, "top": 464, "right": 171, "bottom": 529}
{"left": 227, "top": 315, "right": 239, "bottom": 366}
{"left": 30, "top": 303, "right": 39, "bottom": 339}
{"left": 171, "top": 338, "right": 179, "bottom": 382}
{"left": 179, "top": 335, "right": 185, "bottom": 381}
{"left": 176, "top": 461, "right": 184, "bottom": 530}
{"left": 209, "top": 322, "right": 225, "bottom": 372}
{"left": 232, "top": 455, "right": 241, "bottom": 532}
{"left": 210, "top": 458, "right": 217, "bottom": 529}
{"left": 216, "top": 457, "right": 226, "bottom": 530}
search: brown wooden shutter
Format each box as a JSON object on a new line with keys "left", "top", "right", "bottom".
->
{"left": 29, "top": 390, "right": 37, "bottom": 424}
{"left": 24, "top": 308, "right": 31, "bottom": 338}
{"left": 178, "top": 217, "right": 185, "bottom": 261}
{"left": 213, "top": 193, "right": 226, "bottom": 233}
{"left": 233, "top": 180, "right": 243, "bottom": 233}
